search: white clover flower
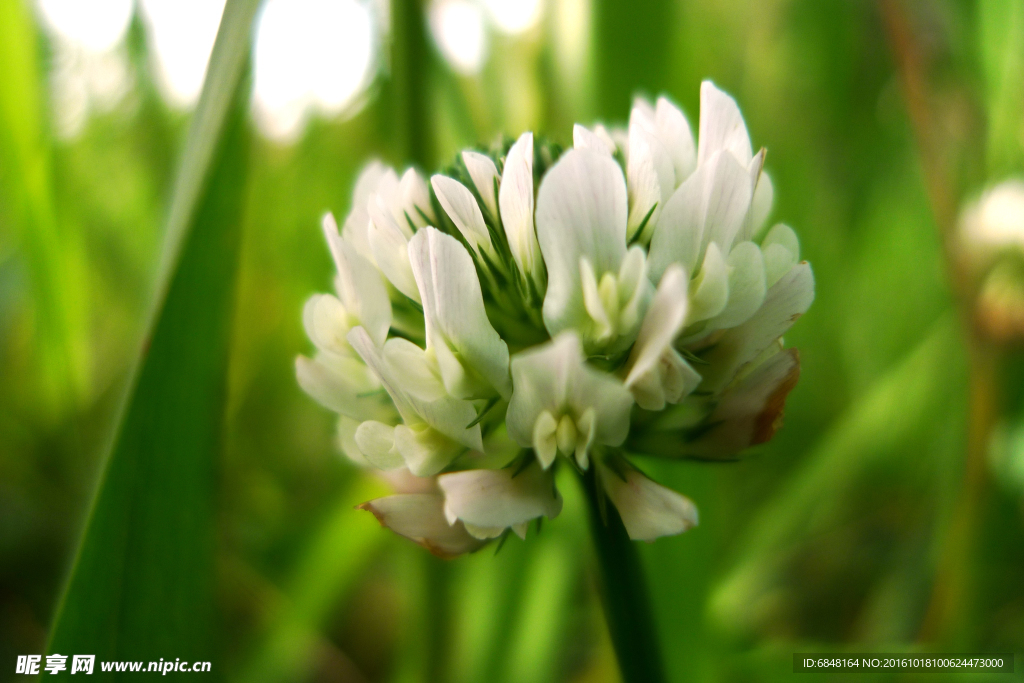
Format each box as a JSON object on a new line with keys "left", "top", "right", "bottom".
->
{"left": 959, "top": 179, "right": 1024, "bottom": 342}
{"left": 298, "top": 80, "right": 814, "bottom": 555}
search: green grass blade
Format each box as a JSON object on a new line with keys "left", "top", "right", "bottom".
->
{"left": 709, "top": 315, "right": 965, "bottom": 637}
{"left": 46, "top": 0, "right": 260, "bottom": 672}
{"left": 0, "top": 0, "right": 90, "bottom": 408}
{"left": 978, "top": 0, "right": 1024, "bottom": 176}
{"left": 235, "top": 475, "right": 389, "bottom": 683}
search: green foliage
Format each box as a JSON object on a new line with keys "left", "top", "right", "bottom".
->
{"left": 0, "top": 0, "right": 89, "bottom": 409}
{"left": 978, "top": 0, "right": 1024, "bottom": 175}
{"left": 1, "top": 0, "right": 1023, "bottom": 681}
{"left": 46, "top": 0, "right": 259, "bottom": 672}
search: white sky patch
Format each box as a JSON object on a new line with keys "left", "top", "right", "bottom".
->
{"left": 36, "top": 0, "right": 134, "bottom": 53}
{"left": 252, "top": 0, "right": 377, "bottom": 142}
{"left": 482, "top": 0, "right": 542, "bottom": 34}
{"left": 429, "top": 0, "right": 487, "bottom": 76}
{"left": 139, "top": 0, "right": 226, "bottom": 109}
{"left": 49, "top": 44, "right": 132, "bottom": 138}
{"left": 35, "top": 0, "right": 133, "bottom": 138}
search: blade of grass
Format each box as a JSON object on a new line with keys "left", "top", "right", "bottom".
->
{"left": 0, "top": 0, "right": 90, "bottom": 408}
{"left": 502, "top": 531, "right": 580, "bottom": 683}
{"left": 235, "top": 474, "right": 389, "bottom": 683}
{"left": 978, "top": 0, "right": 1024, "bottom": 176}
{"left": 46, "top": 0, "right": 260, "bottom": 669}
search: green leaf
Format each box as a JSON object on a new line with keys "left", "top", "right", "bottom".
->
{"left": 46, "top": 0, "right": 260, "bottom": 671}
{"left": 0, "top": 0, "right": 90, "bottom": 408}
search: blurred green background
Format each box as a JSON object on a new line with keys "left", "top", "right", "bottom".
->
{"left": 2, "top": 0, "right": 1024, "bottom": 680}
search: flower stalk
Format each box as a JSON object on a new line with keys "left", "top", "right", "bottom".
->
{"left": 581, "top": 465, "right": 668, "bottom": 683}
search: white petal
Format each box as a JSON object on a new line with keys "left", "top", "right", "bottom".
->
{"left": 594, "top": 123, "right": 621, "bottom": 152}
{"left": 615, "top": 246, "right": 650, "bottom": 334}
{"left": 381, "top": 337, "right": 447, "bottom": 402}
{"left": 659, "top": 349, "right": 702, "bottom": 404}
{"left": 303, "top": 294, "right": 351, "bottom": 357}
{"left": 323, "top": 214, "right": 392, "bottom": 346}
{"left": 739, "top": 149, "right": 766, "bottom": 243}
{"left": 648, "top": 151, "right": 752, "bottom": 280}
{"left": 348, "top": 327, "right": 483, "bottom": 451}
{"left": 749, "top": 169, "right": 770, "bottom": 237}
{"left": 579, "top": 257, "right": 613, "bottom": 340}
{"left": 698, "top": 151, "right": 754, "bottom": 254}
{"left": 431, "top": 175, "right": 492, "bottom": 255}
{"left": 354, "top": 420, "right": 404, "bottom": 470}
{"left": 687, "top": 242, "right": 729, "bottom": 324}
{"left": 378, "top": 467, "right": 440, "bottom": 494}
{"left": 369, "top": 169, "right": 407, "bottom": 236}
{"left": 506, "top": 333, "right": 578, "bottom": 446}
{"left": 625, "top": 264, "right": 688, "bottom": 387}
{"left": 461, "top": 523, "right": 507, "bottom": 540}
{"left": 341, "top": 161, "right": 390, "bottom": 261}
{"left": 697, "top": 80, "right": 752, "bottom": 166}
{"left": 745, "top": 166, "right": 773, "bottom": 240}
{"left": 337, "top": 415, "right": 371, "bottom": 467}
{"left": 762, "top": 222, "right": 799, "bottom": 259}
{"left": 573, "top": 124, "right": 614, "bottom": 155}
{"left": 400, "top": 168, "right": 435, "bottom": 228}
{"left": 532, "top": 410, "right": 558, "bottom": 469}
{"left": 438, "top": 461, "right": 562, "bottom": 531}
{"left": 699, "top": 263, "right": 814, "bottom": 393}
{"left": 462, "top": 150, "right": 500, "bottom": 218}
{"left": 368, "top": 199, "right": 421, "bottom": 303}
{"left": 647, "top": 179, "right": 704, "bottom": 277}
{"left": 393, "top": 424, "right": 466, "bottom": 476}
{"left": 506, "top": 333, "right": 634, "bottom": 460}
{"left": 598, "top": 460, "right": 698, "bottom": 541}
{"left": 747, "top": 147, "right": 765, "bottom": 186}
{"left": 630, "top": 96, "right": 657, "bottom": 132}
{"left": 295, "top": 354, "right": 380, "bottom": 420}
{"left": 706, "top": 241, "right": 766, "bottom": 330}
{"left": 573, "top": 408, "right": 596, "bottom": 469}
{"left": 761, "top": 223, "right": 800, "bottom": 287}
{"left": 347, "top": 328, "right": 417, "bottom": 420}
{"left": 358, "top": 493, "right": 484, "bottom": 558}
{"left": 499, "top": 132, "right": 542, "bottom": 284}
{"left": 655, "top": 96, "right": 696, "bottom": 183}
{"left": 408, "top": 227, "right": 511, "bottom": 398}
{"left": 763, "top": 243, "right": 795, "bottom": 288}
{"left": 536, "top": 148, "right": 628, "bottom": 338}
{"left": 626, "top": 124, "right": 674, "bottom": 242}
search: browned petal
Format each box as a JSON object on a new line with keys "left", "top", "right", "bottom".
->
{"left": 751, "top": 349, "right": 801, "bottom": 445}
{"left": 356, "top": 494, "right": 485, "bottom": 558}
{"left": 628, "top": 348, "right": 801, "bottom": 460}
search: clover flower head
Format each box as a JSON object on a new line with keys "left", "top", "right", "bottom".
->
{"left": 298, "top": 80, "right": 815, "bottom": 555}
{"left": 959, "top": 179, "right": 1024, "bottom": 342}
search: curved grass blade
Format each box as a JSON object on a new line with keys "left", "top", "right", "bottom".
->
{"left": 46, "top": 0, "right": 260, "bottom": 672}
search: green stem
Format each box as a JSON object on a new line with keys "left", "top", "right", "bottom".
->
{"left": 422, "top": 552, "right": 453, "bottom": 682}
{"left": 581, "top": 467, "right": 668, "bottom": 683}
{"left": 391, "top": 0, "right": 432, "bottom": 167}
{"left": 919, "top": 340, "right": 999, "bottom": 642}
